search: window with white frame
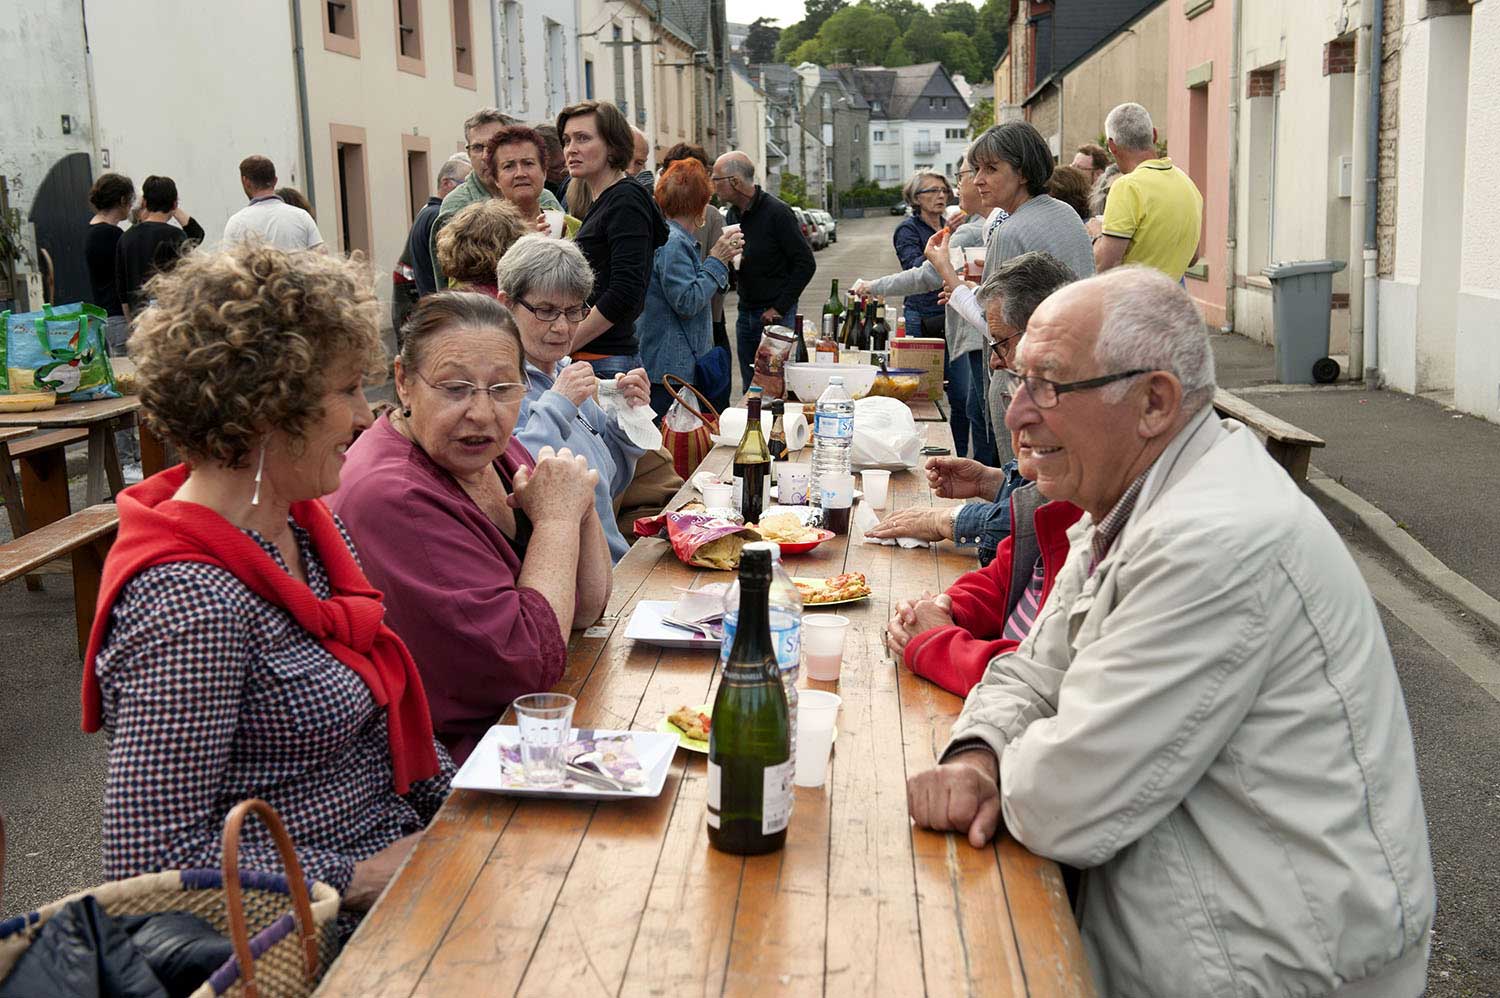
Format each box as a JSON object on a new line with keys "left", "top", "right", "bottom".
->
{"left": 498, "top": 1, "right": 524, "bottom": 110}
{"left": 873, "top": 129, "right": 884, "bottom": 142}
{"left": 544, "top": 17, "right": 566, "bottom": 116}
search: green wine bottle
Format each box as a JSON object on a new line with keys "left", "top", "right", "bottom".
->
{"left": 823, "top": 279, "right": 843, "bottom": 321}
{"left": 707, "top": 545, "right": 792, "bottom": 855}
{"left": 733, "top": 389, "right": 771, "bottom": 524}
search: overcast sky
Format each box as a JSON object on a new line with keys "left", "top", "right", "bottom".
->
{"left": 724, "top": 0, "right": 976, "bottom": 30}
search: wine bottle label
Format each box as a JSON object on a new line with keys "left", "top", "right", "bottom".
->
{"left": 762, "top": 760, "right": 793, "bottom": 835}
{"left": 731, "top": 476, "right": 743, "bottom": 512}
{"left": 706, "top": 760, "right": 721, "bottom": 829}
{"left": 814, "top": 354, "right": 837, "bottom": 365}
{"left": 814, "top": 413, "right": 853, "bottom": 438}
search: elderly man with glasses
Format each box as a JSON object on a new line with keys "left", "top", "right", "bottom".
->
{"left": 866, "top": 252, "right": 1075, "bottom": 561}
{"left": 908, "top": 266, "right": 1435, "bottom": 998}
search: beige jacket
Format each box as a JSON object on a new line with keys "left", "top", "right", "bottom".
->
{"left": 948, "top": 408, "right": 1435, "bottom": 997}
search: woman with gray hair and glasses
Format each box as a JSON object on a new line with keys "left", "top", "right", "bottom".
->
{"left": 498, "top": 233, "right": 651, "bottom": 563}
{"left": 330, "top": 291, "right": 611, "bottom": 764}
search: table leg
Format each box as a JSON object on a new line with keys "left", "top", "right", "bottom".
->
{"left": 71, "top": 535, "right": 113, "bottom": 656}
{"left": 0, "top": 443, "right": 41, "bottom": 591}
{"left": 138, "top": 419, "right": 170, "bottom": 477}
{"left": 85, "top": 422, "right": 125, "bottom": 505}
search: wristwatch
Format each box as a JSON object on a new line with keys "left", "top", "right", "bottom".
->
{"left": 947, "top": 503, "right": 964, "bottom": 540}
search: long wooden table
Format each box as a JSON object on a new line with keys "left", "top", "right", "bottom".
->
{"left": 318, "top": 420, "right": 1094, "bottom": 997}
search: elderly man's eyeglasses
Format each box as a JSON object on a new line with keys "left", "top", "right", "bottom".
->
{"left": 466, "top": 142, "right": 488, "bottom": 156}
{"left": 999, "top": 368, "right": 1150, "bottom": 409}
{"left": 415, "top": 371, "right": 527, "bottom": 406}
{"left": 514, "top": 298, "right": 590, "bottom": 324}
{"left": 987, "top": 331, "right": 1022, "bottom": 362}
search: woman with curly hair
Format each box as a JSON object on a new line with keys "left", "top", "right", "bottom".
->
{"left": 83, "top": 242, "right": 453, "bottom": 929}
{"left": 434, "top": 197, "right": 530, "bottom": 294}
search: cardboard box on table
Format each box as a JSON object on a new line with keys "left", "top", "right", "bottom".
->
{"left": 889, "top": 337, "right": 945, "bottom": 401}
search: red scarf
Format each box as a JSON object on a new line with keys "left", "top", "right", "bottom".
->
{"left": 82, "top": 465, "right": 441, "bottom": 795}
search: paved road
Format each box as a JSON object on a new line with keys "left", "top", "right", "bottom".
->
{"left": 1, "top": 217, "right": 1495, "bottom": 995}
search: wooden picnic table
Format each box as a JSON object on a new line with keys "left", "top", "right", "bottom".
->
{"left": 317, "top": 417, "right": 1094, "bottom": 998}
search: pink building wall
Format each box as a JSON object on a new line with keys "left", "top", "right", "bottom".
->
{"left": 1167, "top": 0, "right": 1232, "bottom": 329}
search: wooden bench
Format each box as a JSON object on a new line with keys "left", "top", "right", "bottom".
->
{"left": 2, "top": 426, "right": 91, "bottom": 590}
{"left": 1213, "top": 389, "right": 1325, "bottom": 482}
{"left": 0, "top": 503, "right": 119, "bottom": 655}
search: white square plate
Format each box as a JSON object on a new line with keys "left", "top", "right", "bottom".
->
{"left": 624, "top": 600, "right": 722, "bottom": 649}
{"left": 452, "top": 726, "right": 679, "bottom": 800}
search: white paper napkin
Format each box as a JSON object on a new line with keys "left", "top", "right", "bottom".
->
{"left": 855, "top": 502, "right": 933, "bottom": 549}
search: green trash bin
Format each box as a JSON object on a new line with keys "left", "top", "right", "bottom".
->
{"left": 1262, "top": 260, "right": 1347, "bottom": 384}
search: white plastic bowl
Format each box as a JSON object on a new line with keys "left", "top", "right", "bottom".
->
{"left": 784, "top": 363, "right": 879, "bottom": 403}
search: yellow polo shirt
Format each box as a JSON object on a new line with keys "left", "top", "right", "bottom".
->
{"left": 1101, "top": 158, "right": 1204, "bottom": 280}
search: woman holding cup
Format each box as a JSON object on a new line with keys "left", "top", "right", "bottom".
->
{"left": 486, "top": 124, "right": 581, "bottom": 239}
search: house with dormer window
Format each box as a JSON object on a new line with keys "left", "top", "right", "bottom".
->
{"left": 840, "top": 62, "right": 970, "bottom": 188}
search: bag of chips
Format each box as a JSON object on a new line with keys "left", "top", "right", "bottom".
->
{"left": 749, "top": 325, "right": 796, "bottom": 400}
{"left": 632, "top": 510, "right": 758, "bottom": 570}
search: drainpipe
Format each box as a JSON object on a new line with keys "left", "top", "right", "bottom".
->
{"left": 290, "top": 0, "right": 316, "bottom": 209}
{"left": 1222, "top": 0, "right": 1242, "bottom": 333}
{"left": 1362, "top": 0, "right": 1384, "bottom": 382}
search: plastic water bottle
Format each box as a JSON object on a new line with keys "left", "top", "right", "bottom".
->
{"left": 719, "top": 541, "right": 804, "bottom": 778}
{"left": 810, "top": 375, "right": 854, "bottom": 508}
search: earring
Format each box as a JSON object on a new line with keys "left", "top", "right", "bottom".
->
{"left": 250, "top": 442, "right": 267, "bottom": 507}
{"left": 402, "top": 406, "right": 412, "bottom": 417}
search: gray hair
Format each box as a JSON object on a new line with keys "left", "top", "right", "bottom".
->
{"left": 495, "top": 233, "right": 595, "bottom": 302}
{"left": 1092, "top": 266, "right": 1216, "bottom": 408}
{"left": 720, "top": 155, "right": 756, "bottom": 183}
{"left": 967, "top": 121, "right": 1054, "bottom": 197}
{"left": 977, "top": 251, "right": 1078, "bottom": 331}
{"left": 436, "top": 153, "right": 472, "bottom": 187}
{"left": 1088, "top": 164, "right": 1121, "bottom": 217}
{"left": 1104, "top": 103, "right": 1155, "bottom": 153}
{"left": 902, "top": 170, "right": 950, "bottom": 207}
{"left": 464, "top": 107, "right": 518, "bottom": 139}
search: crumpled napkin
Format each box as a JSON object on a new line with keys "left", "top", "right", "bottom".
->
{"left": 854, "top": 501, "right": 934, "bottom": 549}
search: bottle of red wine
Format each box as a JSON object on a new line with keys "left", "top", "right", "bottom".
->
{"left": 792, "top": 313, "right": 810, "bottom": 363}
{"left": 733, "top": 389, "right": 771, "bottom": 524}
{"left": 707, "top": 545, "right": 792, "bottom": 855}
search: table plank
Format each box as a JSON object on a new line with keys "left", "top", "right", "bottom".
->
{"left": 0, "top": 395, "right": 140, "bottom": 427}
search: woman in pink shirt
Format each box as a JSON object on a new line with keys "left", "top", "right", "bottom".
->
{"left": 330, "top": 292, "right": 611, "bottom": 762}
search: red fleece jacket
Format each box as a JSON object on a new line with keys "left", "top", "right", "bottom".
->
{"left": 904, "top": 499, "right": 1083, "bottom": 697}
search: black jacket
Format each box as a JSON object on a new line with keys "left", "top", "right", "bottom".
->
{"left": 725, "top": 187, "right": 816, "bottom": 315}
{"left": 572, "top": 177, "right": 669, "bottom": 355}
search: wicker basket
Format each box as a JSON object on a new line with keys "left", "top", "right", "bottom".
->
{"left": 0, "top": 799, "right": 340, "bottom": 998}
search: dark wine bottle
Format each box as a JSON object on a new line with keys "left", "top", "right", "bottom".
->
{"left": 792, "top": 313, "right": 810, "bottom": 363}
{"left": 768, "top": 399, "right": 788, "bottom": 463}
{"left": 707, "top": 546, "right": 792, "bottom": 855}
{"left": 839, "top": 292, "right": 859, "bottom": 347}
{"left": 860, "top": 298, "right": 877, "bottom": 351}
{"left": 871, "top": 299, "right": 890, "bottom": 352}
{"left": 733, "top": 389, "right": 771, "bottom": 524}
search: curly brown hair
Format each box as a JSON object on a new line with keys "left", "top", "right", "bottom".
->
{"left": 435, "top": 198, "right": 530, "bottom": 287}
{"left": 130, "top": 243, "right": 384, "bottom": 468}
{"left": 1047, "top": 165, "right": 1093, "bottom": 221}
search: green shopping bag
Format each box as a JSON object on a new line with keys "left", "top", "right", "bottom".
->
{"left": 0, "top": 302, "right": 121, "bottom": 401}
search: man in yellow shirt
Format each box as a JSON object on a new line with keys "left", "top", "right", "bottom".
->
{"left": 1095, "top": 102, "right": 1204, "bottom": 280}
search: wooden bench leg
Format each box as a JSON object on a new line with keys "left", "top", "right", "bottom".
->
{"left": 86, "top": 422, "right": 125, "bottom": 506}
{"left": 138, "top": 419, "right": 171, "bottom": 478}
{"left": 1265, "top": 440, "right": 1312, "bottom": 483}
{"left": 71, "top": 534, "right": 114, "bottom": 657}
{"left": 0, "top": 444, "right": 41, "bottom": 591}
{"left": 19, "top": 447, "right": 72, "bottom": 530}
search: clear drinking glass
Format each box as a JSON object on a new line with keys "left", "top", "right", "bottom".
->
{"left": 512, "top": 693, "right": 576, "bottom": 787}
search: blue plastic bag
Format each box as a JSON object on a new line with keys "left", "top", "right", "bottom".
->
{"left": 1, "top": 302, "right": 121, "bottom": 402}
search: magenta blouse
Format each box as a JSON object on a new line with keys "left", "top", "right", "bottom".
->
{"left": 328, "top": 416, "right": 568, "bottom": 763}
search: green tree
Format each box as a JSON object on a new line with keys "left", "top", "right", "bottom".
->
{"left": 870, "top": 0, "right": 924, "bottom": 27}
{"left": 884, "top": 37, "right": 912, "bottom": 66}
{"left": 745, "top": 17, "right": 780, "bottom": 65}
{"left": 774, "top": 0, "right": 847, "bottom": 61}
{"left": 975, "top": 0, "right": 1011, "bottom": 71}
{"left": 779, "top": 172, "right": 811, "bottom": 208}
{"left": 939, "top": 31, "right": 983, "bottom": 82}
{"left": 933, "top": 1, "right": 978, "bottom": 36}
{"left": 806, "top": 6, "right": 900, "bottom": 65}
{"left": 968, "top": 97, "right": 995, "bottom": 136}
{"left": 900, "top": 9, "right": 943, "bottom": 64}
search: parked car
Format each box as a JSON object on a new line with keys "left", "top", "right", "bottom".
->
{"left": 811, "top": 210, "right": 838, "bottom": 244}
{"left": 792, "top": 207, "right": 826, "bottom": 250}
{"left": 889, "top": 202, "right": 909, "bottom": 216}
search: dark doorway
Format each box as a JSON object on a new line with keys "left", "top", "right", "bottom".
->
{"left": 29, "top": 152, "right": 94, "bottom": 305}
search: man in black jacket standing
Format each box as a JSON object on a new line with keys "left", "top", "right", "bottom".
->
{"left": 712, "top": 152, "right": 815, "bottom": 392}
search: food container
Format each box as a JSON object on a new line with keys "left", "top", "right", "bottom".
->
{"left": 864, "top": 367, "right": 924, "bottom": 402}
{"left": 888, "top": 338, "right": 945, "bottom": 402}
{"left": 783, "top": 362, "right": 879, "bottom": 403}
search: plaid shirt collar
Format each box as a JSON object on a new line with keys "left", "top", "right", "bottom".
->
{"left": 1089, "top": 469, "right": 1150, "bottom": 573}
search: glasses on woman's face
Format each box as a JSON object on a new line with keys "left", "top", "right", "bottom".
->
{"left": 915, "top": 186, "right": 949, "bottom": 197}
{"left": 999, "top": 368, "right": 1151, "bottom": 409}
{"left": 415, "top": 371, "right": 527, "bottom": 407}
{"left": 514, "top": 298, "right": 589, "bottom": 324}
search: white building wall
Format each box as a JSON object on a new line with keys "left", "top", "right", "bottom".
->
{"left": 1453, "top": 1, "right": 1500, "bottom": 419}
{"left": 1233, "top": 0, "right": 1354, "bottom": 356}
{"left": 492, "top": 0, "right": 583, "bottom": 122}
{"left": 730, "top": 67, "right": 767, "bottom": 173}
{"left": 301, "top": 0, "right": 496, "bottom": 295}
{"left": 0, "top": 0, "right": 95, "bottom": 225}
{"left": 865, "top": 118, "right": 968, "bottom": 188}
{"left": 85, "top": 4, "right": 301, "bottom": 245}
{"left": 867, "top": 122, "right": 904, "bottom": 184}
{"left": 577, "top": 0, "right": 658, "bottom": 153}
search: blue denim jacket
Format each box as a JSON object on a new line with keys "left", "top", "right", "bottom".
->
{"left": 638, "top": 220, "right": 730, "bottom": 385}
{"left": 515, "top": 360, "right": 646, "bottom": 563}
{"left": 893, "top": 214, "right": 942, "bottom": 317}
{"left": 952, "top": 459, "right": 1028, "bottom": 566}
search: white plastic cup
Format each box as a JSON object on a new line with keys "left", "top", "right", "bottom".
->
{"left": 724, "top": 223, "right": 743, "bottom": 269}
{"left": 779, "top": 462, "right": 812, "bottom": 504}
{"left": 802, "top": 613, "right": 850, "bottom": 681}
{"left": 861, "top": 469, "right": 891, "bottom": 509}
{"left": 820, "top": 472, "right": 855, "bottom": 510}
{"left": 543, "top": 209, "right": 566, "bottom": 238}
{"left": 702, "top": 481, "right": 733, "bottom": 511}
{"left": 795, "top": 689, "right": 842, "bottom": 788}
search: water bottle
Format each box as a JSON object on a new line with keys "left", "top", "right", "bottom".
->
{"left": 810, "top": 375, "right": 854, "bottom": 509}
{"left": 719, "top": 541, "right": 803, "bottom": 779}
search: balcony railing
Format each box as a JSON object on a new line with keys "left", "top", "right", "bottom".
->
{"left": 912, "top": 141, "right": 942, "bottom": 156}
